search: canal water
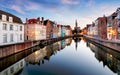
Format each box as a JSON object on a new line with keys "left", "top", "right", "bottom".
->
{"left": 0, "top": 37, "right": 120, "bottom": 75}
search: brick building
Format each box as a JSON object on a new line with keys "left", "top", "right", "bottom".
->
{"left": 98, "top": 16, "right": 107, "bottom": 39}
{"left": 44, "top": 19, "right": 54, "bottom": 39}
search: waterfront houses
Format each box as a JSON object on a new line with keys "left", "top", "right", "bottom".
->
{"left": 84, "top": 7, "right": 120, "bottom": 41}
{"left": 0, "top": 10, "right": 24, "bottom": 46}
{"left": 0, "top": 9, "right": 72, "bottom": 47}
{"left": 44, "top": 19, "right": 54, "bottom": 39}
{"left": 98, "top": 16, "right": 107, "bottom": 39}
{"left": 65, "top": 25, "right": 72, "bottom": 36}
{"left": 57, "top": 25, "right": 61, "bottom": 37}
{"left": 116, "top": 8, "right": 120, "bottom": 40}
{"left": 24, "top": 17, "right": 46, "bottom": 41}
{"left": 61, "top": 25, "right": 66, "bottom": 37}
{"left": 53, "top": 22, "right": 59, "bottom": 38}
{"left": 86, "top": 24, "right": 92, "bottom": 35}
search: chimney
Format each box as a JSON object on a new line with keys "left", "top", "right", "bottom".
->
{"left": 42, "top": 17, "right": 44, "bottom": 25}
{"left": 37, "top": 17, "right": 40, "bottom": 24}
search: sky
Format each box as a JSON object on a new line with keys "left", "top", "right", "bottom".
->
{"left": 0, "top": 0, "right": 120, "bottom": 29}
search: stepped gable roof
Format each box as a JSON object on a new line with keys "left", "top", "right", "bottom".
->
{"left": 0, "top": 10, "right": 23, "bottom": 24}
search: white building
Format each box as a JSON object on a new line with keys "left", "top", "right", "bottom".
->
{"left": 0, "top": 10, "right": 24, "bottom": 46}
{"left": 25, "top": 17, "right": 46, "bottom": 41}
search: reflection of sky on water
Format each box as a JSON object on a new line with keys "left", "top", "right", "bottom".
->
{"left": 21, "top": 38, "right": 116, "bottom": 75}
{"left": 0, "top": 38, "right": 118, "bottom": 75}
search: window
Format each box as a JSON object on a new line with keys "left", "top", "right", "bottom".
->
{"left": 3, "top": 23, "right": 7, "bottom": 30}
{"left": 20, "top": 34, "right": 22, "bottom": 40}
{"left": 3, "top": 34, "right": 7, "bottom": 43}
{"left": 20, "top": 61, "right": 23, "bottom": 67}
{"left": 9, "top": 17, "right": 13, "bottom": 22}
{"left": 20, "top": 26, "right": 22, "bottom": 31}
{"left": 10, "top": 67, "right": 14, "bottom": 74}
{"left": 10, "top": 34, "right": 13, "bottom": 42}
{"left": 10, "top": 25, "right": 13, "bottom": 30}
{"left": 2, "top": 14, "right": 6, "bottom": 21}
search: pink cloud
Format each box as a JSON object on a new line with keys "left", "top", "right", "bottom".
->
{"left": 11, "top": 5, "right": 25, "bottom": 14}
{"left": 24, "top": 2, "right": 40, "bottom": 11}
{"left": 61, "top": 0, "right": 80, "bottom": 5}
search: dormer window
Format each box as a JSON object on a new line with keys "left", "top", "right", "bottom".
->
{"left": 2, "top": 14, "right": 6, "bottom": 21}
{"left": 9, "top": 16, "right": 13, "bottom": 22}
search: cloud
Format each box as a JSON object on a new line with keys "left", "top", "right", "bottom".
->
{"left": 86, "top": 0, "right": 95, "bottom": 7}
{"left": 24, "top": 2, "right": 40, "bottom": 11}
{"left": 90, "top": 3, "right": 119, "bottom": 17}
{"left": 11, "top": 5, "right": 25, "bottom": 14}
{"left": 61, "top": 0, "right": 80, "bottom": 5}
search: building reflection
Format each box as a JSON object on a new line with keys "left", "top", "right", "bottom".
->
{"left": 0, "top": 45, "right": 41, "bottom": 75}
{"left": 0, "top": 59, "right": 25, "bottom": 75}
{"left": 72, "top": 37, "right": 81, "bottom": 50}
{"left": 0, "top": 38, "right": 72, "bottom": 75}
{"left": 87, "top": 41, "right": 120, "bottom": 75}
{"left": 25, "top": 47, "right": 47, "bottom": 65}
{"left": 25, "top": 38, "right": 72, "bottom": 65}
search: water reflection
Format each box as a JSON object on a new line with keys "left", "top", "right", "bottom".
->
{"left": 73, "top": 37, "right": 81, "bottom": 50}
{"left": 0, "top": 38, "right": 72, "bottom": 75}
{"left": 1, "top": 37, "right": 120, "bottom": 75}
{"left": 25, "top": 38, "right": 72, "bottom": 65}
{"left": 0, "top": 59, "right": 25, "bottom": 75}
{"left": 25, "top": 47, "right": 47, "bottom": 65}
{"left": 87, "top": 41, "right": 120, "bottom": 75}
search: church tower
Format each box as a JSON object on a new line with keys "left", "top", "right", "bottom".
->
{"left": 75, "top": 20, "right": 78, "bottom": 27}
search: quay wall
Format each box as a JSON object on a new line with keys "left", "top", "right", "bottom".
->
{"left": 0, "top": 41, "right": 38, "bottom": 59}
{"left": 84, "top": 35, "right": 120, "bottom": 52}
{"left": 0, "top": 35, "right": 77, "bottom": 59}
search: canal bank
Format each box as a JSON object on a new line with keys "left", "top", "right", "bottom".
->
{"left": 0, "top": 36, "right": 75, "bottom": 59}
{"left": 84, "top": 35, "right": 120, "bottom": 52}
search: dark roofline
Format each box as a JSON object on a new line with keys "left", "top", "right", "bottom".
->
{"left": 0, "top": 10, "right": 23, "bottom": 24}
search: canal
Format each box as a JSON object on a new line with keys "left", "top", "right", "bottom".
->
{"left": 0, "top": 37, "right": 120, "bottom": 75}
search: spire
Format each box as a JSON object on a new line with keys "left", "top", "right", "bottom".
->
{"left": 75, "top": 19, "right": 78, "bottom": 27}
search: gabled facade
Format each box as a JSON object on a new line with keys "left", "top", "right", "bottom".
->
{"left": 107, "top": 12, "right": 117, "bottom": 40}
{"left": 61, "top": 25, "right": 65, "bottom": 37}
{"left": 0, "top": 10, "right": 24, "bottom": 45}
{"left": 86, "top": 24, "right": 92, "bottom": 35}
{"left": 44, "top": 20, "right": 54, "bottom": 39}
{"left": 53, "top": 22, "right": 59, "bottom": 38}
{"left": 57, "top": 25, "right": 61, "bottom": 37}
{"left": 116, "top": 8, "right": 120, "bottom": 40}
{"left": 98, "top": 16, "right": 107, "bottom": 39}
{"left": 24, "top": 17, "right": 46, "bottom": 41}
